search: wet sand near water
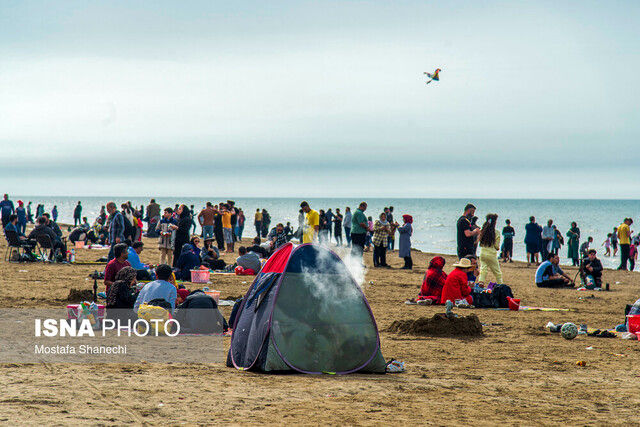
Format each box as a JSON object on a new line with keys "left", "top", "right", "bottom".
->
{"left": 1, "top": 230, "right": 639, "bottom": 425}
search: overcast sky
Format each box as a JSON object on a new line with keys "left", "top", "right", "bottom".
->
{"left": 1, "top": 1, "right": 638, "bottom": 198}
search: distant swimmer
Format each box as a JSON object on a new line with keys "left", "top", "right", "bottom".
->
{"left": 423, "top": 68, "right": 441, "bottom": 85}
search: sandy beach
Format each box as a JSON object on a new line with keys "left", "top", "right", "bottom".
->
{"left": 1, "top": 231, "right": 639, "bottom": 425}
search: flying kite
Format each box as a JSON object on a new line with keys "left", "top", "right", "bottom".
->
{"left": 423, "top": 68, "right": 441, "bottom": 85}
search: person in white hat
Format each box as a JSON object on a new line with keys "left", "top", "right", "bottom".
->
{"left": 440, "top": 257, "right": 474, "bottom": 305}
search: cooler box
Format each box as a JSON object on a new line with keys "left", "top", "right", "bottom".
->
{"left": 190, "top": 269, "right": 210, "bottom": 283}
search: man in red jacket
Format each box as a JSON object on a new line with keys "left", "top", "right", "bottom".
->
{"left": 440, "top": 258, "right": 474, "bottom": 305}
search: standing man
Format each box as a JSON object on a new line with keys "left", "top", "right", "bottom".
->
{"left": 198, "top": 202, "right": 216, "bottom": 240}
{"left": 456, "top": 203, "right": 480, "bottom": 259}
{"left": 325, "top": 209, "right": 334, "bottom": 241}
{"left": 300, "top": 201, "right": 319, "bottom": 244}
{"left": 350, "top": 202, "right": 368, "bottom": 259}
{"left": 221, "top": 204, "right": 234, "bottom": 253}
{"left": 387, "top": 206, "right": 395, "bottom": 250}
{"left": 73, "top": 201, "right": 83, "bottom": 227}
{"left": 541, "top": 219, "right": 554, "bottom": 260}
{"left": 343, "top": 207, "right": 352, "bottom": 247}
{"left": 617, "top": 218, "right": 633, "bottom": 270}
{"left": 106, "top": 202, "right": 125, "bottom": 261}
{"left": 0, "top": 194, "right": 15, "bottom": 231}
{"left": 146, "top": 198, "right": 161, "bottom": 237}
{"left": 254, "top": 209, "right": 262, "bottom": 237}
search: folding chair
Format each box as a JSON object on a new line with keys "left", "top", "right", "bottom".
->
{"left": 4, "top": 230, "right": 33, "bottom": 262}
{"left": 36, "top": 234, "right": 60, "bottom": 263}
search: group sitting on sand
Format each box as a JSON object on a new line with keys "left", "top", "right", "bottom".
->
{"left": 105, "top": 264, "right": 227, "bottom": 334}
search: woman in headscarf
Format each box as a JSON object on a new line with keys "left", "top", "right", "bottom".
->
{"left": 398, "top": 215, "right": 413, "bottom": 269}
{"left": 173, "top": 205, "right": 192, "bottom": 267}
{"left": 478, "top": 213, "right": 503, "bottom": 284}
{"left": 106, "top": 266, "right": 138, "bottom": 321}
{"left": 176, "top": 243, "right": 202, "bottom": 281}
{"left": 566, "top": 221, "right": 581, "bottom": 266}
{"left": 418, "top": 256, "right": 447, "bottom": 304}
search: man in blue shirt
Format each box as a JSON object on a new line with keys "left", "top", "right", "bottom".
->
{"left": 133, "top": 264, "right": 177, "bottom": 314}
{"left": 0, "top": 194, "right": 15, "bottom": 230}
{"left": 535, "top": 253, "right": 573, "bottom": 288}
{"left": 127, "top": 241, "right": 152, "bottom": 280}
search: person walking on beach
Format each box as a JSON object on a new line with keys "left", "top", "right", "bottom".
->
{"left": 300, "top": 201, "right": 319, "bottom": 243}
{"left": 51, "top": 205, "right": 58, "bottom": 222}
{"left": 524, "top": 216, "right": 542, "bottom": 266}
{"left": 501, "top": 219, "right": 515, "bottom": 262}
{"left": 350, "top": 202, "right": 368, "bottom": 259}
{"left": 566, "top": 221, "right": 581, "bottom": 266}
{"left": 617, "top": 218, "right": 632, "bottom": 270}
{"left": 541, "top": 219, "right": 554, "bottom": 260}
{"left": 611, "top": 227, "right": 619, "bottom": 257}
{"left": 0, "top": 194, "right": 15, "bottom": 231}
{"left": 398, "top": 214, "right": 413, "bottom": 269}
{"left": 73, "top": 201, "right": 82, "bottom": 227}
{"left": 551, "top": 225, "right": 563, "bottom": 255}
{"left": 456, "top": 204, "right": 480, "bottom": 259}
{"left": 343, "top": 207, "right": 352, "bottom": 247}
{"left": 478, "top": 214, "right": 503, "bottom": 284}
{"left": 602, "top": 233, "right": 612, "bottom": 256}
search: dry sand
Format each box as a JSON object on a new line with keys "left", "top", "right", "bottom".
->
{"left": 1, "top": 230, "right": 639, "bottom": 425}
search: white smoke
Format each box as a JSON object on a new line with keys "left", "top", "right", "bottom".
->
{"left": 297, "top": 242, "right": 369, "bottom": 307}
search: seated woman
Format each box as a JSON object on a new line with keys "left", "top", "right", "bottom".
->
{"left": 201, "top": 238, "right": 226, "bottom": 270}
{"left": 418, "top": 256, "right": 447, "bottom": 305}
{"left": 106, "top": 266, "right": 138, "bottom": 322}
{"left": 440, "top": 258, "right": 474, "bottom": 306}
{"left": 175, "top": 243, "right": 202, "bottom": 281}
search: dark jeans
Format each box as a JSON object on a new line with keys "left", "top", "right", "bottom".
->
{"left": 108, "top": 242, "right": 116, "bottom": 262}
{"left": 373, "top": 244, "right": 387, "bottom": 267}
{"left": 619, "top": 244, "right": 630, "bottom": 270}
{"left": 541, "top": 239, "right": 552, "bottom": 260}
{"left": 403, "top": 256, "right": 413, "bottom": 269}
{"left": 255, "top": 222, "right": 261, "bottom": 236}
{"left": 457, "top": 246, "right": 474, "bottom": 259}
{"left": 387, "top": 236, "right": 394, "bottom": 250}
{"left": 351, "top": 233, "right": 365, "bottom": 259}
{"left": 74, "top": 217, "right": 81, "bottom": 227}
{"left": 344, "top": 227, "right": 351, "bottom": 246}
{"left": 536, "top": 279, "right": 568, "bottom": 288}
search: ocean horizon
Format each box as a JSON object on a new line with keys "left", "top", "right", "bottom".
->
{"left": 12, "top": 195, "right": 639, "bottom": 269}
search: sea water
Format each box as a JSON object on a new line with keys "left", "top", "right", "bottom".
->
{"left": 14, "top": 196, "right": 639, "bottom": 268}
